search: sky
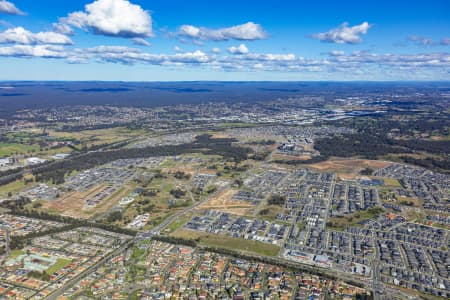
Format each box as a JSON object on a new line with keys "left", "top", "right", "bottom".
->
{"left": 0, "top": 0, "right": 449, "bottom": 81}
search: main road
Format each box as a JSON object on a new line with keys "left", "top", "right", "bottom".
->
{"left": 45, "top": 185, "right": 225, "bottom": 299}
{"left": 45, "top": 239, "right": 134, "bottom": 300}
{"left": 139, "top": 185, "right": 227, "bottom": 238}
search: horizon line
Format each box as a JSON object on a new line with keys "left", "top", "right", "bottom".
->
{"left": 1, "top": 80, "right": 450, "bottom": 83}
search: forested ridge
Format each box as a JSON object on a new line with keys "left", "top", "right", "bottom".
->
{"left": 311, "top": 113, "right": 450, "bottom": 172}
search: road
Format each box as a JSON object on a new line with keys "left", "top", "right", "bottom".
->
{"left": 45, "top": 239, "right": 133, "bottom": 300}
{"left": 140, "top": 185, "right": 227, "bottom": 237}
{"left": 41, "top": 183, "right": 226, "bottom": 299}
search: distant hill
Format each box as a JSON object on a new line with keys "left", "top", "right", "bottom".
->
{"left": 1, "top": 81, "right": 449, "bottom": 116}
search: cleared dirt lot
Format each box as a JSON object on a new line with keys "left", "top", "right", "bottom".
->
{"left": 307, "top": 158, "right": 391, "bottom": 179}
{"left": 210, "top": 132, "right": 231, "bottom": 139}
{"left": 199, "top": 188, "right": 254, "bottom": 215}
{"left": 41, "top": 184, "right": 127, "bottom": 219}
{"left": 42, "top": 185, "right": 105, "bottom": 217}
{"left": 271, "top": 153, "right": 312, "bottom": 161}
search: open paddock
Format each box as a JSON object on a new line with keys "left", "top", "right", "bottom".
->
{"left": 170, "top": 228, "right": 280, "bottom": 257}
{"left": 307, "top": 158, "right": 391, "bottom": 179}
{"left": 199, "top": 188, "right": 255, "bottom": 215}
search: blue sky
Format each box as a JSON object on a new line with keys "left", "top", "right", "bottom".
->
{"left": 0, "top": 0, "right": 449, "bottom": 81}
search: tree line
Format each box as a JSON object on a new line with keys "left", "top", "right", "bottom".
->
{"left": 30, "top": 134, "right": 253, "bottom": 184}
{"left": 8, "top": 210, "right": 138, "bottom": 236}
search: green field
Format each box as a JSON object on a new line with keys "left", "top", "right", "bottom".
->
{"left": 45, "top": 258, "right": 72, "bottom": 275}
{"left": 382, "top": 178, "right": 402, "bottom": 187}
{"left": 0, "top": 143, "right": 39, "bottom": 156}
{"left": 327, "top": 207, "right": 385, "bottom": 230}
{"left": 165, "top": 215, "right": 191, "bottom": 233}
{"left": 8, "top": 250, "right": 25, "bottom": 259}
{"left": 0, "top": 179, "right": 36, "bottom": 197}
{"left": 47, "top": 127, "right": 148, "bottom": 147}
{"left": 131, "top": 247, "right": 146, "bottom": 260}
{"left": 159, "top": 158, "right": 176, "bottom": 167}
{"left": 171, "top": 229, "right": 280, "bottom": 257}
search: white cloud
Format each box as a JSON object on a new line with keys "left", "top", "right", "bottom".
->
{"left": 211, "top": 47, "right": 221, "bottom": 53}
{"left": 177, "top": 22, "right": 266, "bottom": 41}
{"left": 174, "top": 46, "right": 182, "bottom": 52}
{"left": 179, "top": 25, "right": 200, "bottom": 38}
{"left": 0, "top": 0, "right": 24, "bottom": 15}
{"left": 87, "top": 45, "right": 141, "bottom": 53}
{"left": 242, "top": 53, "right": 296, "bottom": 62}
{"left": 0, "top": 27, "right": 73, "bottom": 45}
{"left": 64, "top": 0, "right": 152, "bottom": 38}
{"left": 227, "top": 44, "right": 249, "bottom": 54}
{"left": 312, "top": 22, "right": 371, "bottom": 44}
{"left": 1, "top": 38, "right": 448, "bottom": 79}
{"left": 329, "top": 50, "right": 345, "bottom": 56}
{"left": 66, "top": 56, "right": 89, "bottom": 64}
{"left": 68, "top": 46, "right": 212, "bottom": 65}
{"left": 52, "top": 23, "right": 74, "bottom": 35}
{"left": 132, "top": 38, "right": 150, "bottom": 46}
{"left": 327, "top": 51, "right": 450, "bottom": 69}
{"left": 0, "top": 45, "right": 67, "bottom": 58}
{"left": 170, "top": 50, "right": 210, "bottom": 63}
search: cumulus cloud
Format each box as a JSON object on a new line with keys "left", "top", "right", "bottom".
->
{"left": 66, "top": 46, "right": 212, "bottom": 66}
{"left": 329, "top": 50, "right": 345, "bottom": 56}
{"left": 0, "top": 0, "right": 24, "bottom": 15}
{"left": 170, "top": 50, "right": 210, "bottom": 63}
{"left": 64, "top": 0, "right": 152, "bottom": 38}
{"left": 0, "top": 27, "right": 73, "bottom": 45}
{"left": 87, "top": 45, "right": 141, "bottom": 53}
{"left": 227, "top": 44, "right": 249, "bottom": 54}
{"left": 326, "top": 51, "right": 450, "bottom": 69}
{"left": 0, "top": 45, "right": 67, "bottom": 58}
{"left": 132, "top": 38, "right": 150, "bottom": 46}
{"left": 75, "top": 50, "right": 450, "bottom": 73}
{"left": 177, "top": 22, "right": 266, "bottom": 41}
{"left": 217, "top": 52, "right": 319, "bottom": 72}
{"left": 52, "top": 23, "right": 74, "bottom": 36}
{"left": 312, "top": 22, "right": 371, "bottom": 44}
{"left": 0, "top": 37, "right": 449, "bottom": 78}
{"left": 211, "top": 47, "right": 221, "bottom": 53}
{"left": 243, "top": 53, "right": 296, "bottom": 62}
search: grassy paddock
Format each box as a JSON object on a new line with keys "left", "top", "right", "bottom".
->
{"left": 0, "top": 179, "right": 35, "bottom": 197}
{"left": 170, "top": 228, "right": 280, "bottom": 257}
{"left": 0, "top": 143, "right": 39, "bottom": 156}
{"left": 382, "top": 178, "right": 402, "bottom": 187}
{"left": 327, "top": 207, "right": 385, "bottom": 230}
{"left": 45, "top": 258, "right": 72, "bottom": 275}
{"left": 165, "top": 215, "right": 191, "bottom": 233}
